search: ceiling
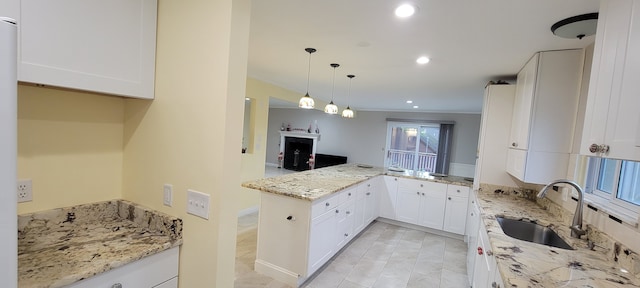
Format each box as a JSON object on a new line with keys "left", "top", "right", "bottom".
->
{"left": 248, "top": 0, "right": 600, "bottom": 113}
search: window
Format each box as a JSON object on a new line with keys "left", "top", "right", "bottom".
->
{"left": 584, "top": 157, "right": 640, "bottom": 215}
{"left": 384, "top": 121, "right": 453, "bottom": 174}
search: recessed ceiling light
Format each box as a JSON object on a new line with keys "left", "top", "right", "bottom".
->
{"left": 406, "top": 100, "right": 413, "bottom": 104}
{"left": 395, "top": 4, "right": 416, "bottom": 18}
{"left": 413, "top": 105, "right": 419, "bottom": 109}
{"left": 416, "top": 56, "right": 430, "bottom": 64}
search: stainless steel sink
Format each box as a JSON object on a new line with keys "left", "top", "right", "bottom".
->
{"left": 496, "top": 216, "right": 573, "bottom": 250}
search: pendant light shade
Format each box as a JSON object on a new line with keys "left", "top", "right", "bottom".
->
{"left": 299, "top": 48, "right": 317, "bottom": 109}
{"left": 342, "top": 74, "right": 355, "bottom": 118}
{"left": 324, "top": 63, "right": 340, "bottom": 114}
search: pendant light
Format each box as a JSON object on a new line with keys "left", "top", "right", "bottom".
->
{"left": 342, "top": 74, "right": 355, "bottom": 118}
{"left": 299, "top": 48, "right": 317, "bottom": 109}
{"left": 324, "top": 63, "right": 340, "bottom": 114}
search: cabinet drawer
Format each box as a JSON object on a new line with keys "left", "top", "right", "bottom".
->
{"left": 447, "top": 185, "right": 470, "bottom": 198}
{"left": 67, "top": 247, "right": 179, "bottom": 288}
{"left": 343, "top": 186, "right": 357, "bottom": 202}
{"left": 312, "top": 194, "right": 340, "bottom": 219}
{"left": 398, "top": 178, "right": 446, "bottom": 193}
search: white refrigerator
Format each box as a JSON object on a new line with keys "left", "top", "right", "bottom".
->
{"left": 0, "top": 16, "right": 17, "bottom": 287}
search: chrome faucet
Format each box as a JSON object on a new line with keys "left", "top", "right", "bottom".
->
{"left": 537, "top": 179, "right": 587, "bottom": 238}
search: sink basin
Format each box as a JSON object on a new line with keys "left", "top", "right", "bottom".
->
{"left": 496, "top": 217, "right": 573, "bottom": 250}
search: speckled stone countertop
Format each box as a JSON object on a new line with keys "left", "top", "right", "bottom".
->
{"left": 18, "top": 200, "right": 183, "bottom": 288}
{"left": 385, "top": 169, "right": 474, "bottom": 187}
{"left": 476, "top": 190, "right": 640, "bottom": 287}
{"left": 242, "top": 164, "right": 472, "bottom": 201}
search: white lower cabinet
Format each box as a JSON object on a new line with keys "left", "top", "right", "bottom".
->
{"left": 443, "top": 185, "right": 469, "bottom": 234}
{"left": 470, "top": 211, "right": 503, "bottom": 288}
{"left": 255, "top": 175, "right": 472, "bottom": 287}
{"left": 309, "top": 205, "right": 338, "bottom": 274}
{"left": 396, "top": 178, "right": 447, "bottom": 229}
{"left": 379, "top": 176, "right": 398, "bottom": 219}
{"left": 67, "top": 247, "right": 179, "bottom": 288}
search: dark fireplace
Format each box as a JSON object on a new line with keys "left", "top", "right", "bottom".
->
{"left": 283, "top": 137, "right": 313, "bottom": 171}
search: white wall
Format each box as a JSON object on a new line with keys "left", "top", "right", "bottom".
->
{"left": 266, "top": 108, "right": 481, "bottom": 176}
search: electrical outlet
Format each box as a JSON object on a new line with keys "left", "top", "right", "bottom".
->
{"left": 163, "top": 184, "right": 173, "bottom": 207}
{"left": 17, "top": 179, "right": 32, "bottom": 203}
{"left": 187, "top": 189, "right": 210, "bottom": 219}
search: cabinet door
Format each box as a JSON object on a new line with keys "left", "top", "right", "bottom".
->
{"left": 509, "top": 53, "right": 538, "bottom": 150}
{"left": 466, "top": 204, "right": 480, "bottom": 285}
{"left": 67, "top": 247, "right": 178, "bottom": 288}
{"left": 443, "top": 195, "right": 468, "bottom": 235}
{"left": 308, "top": 210, "right": 337, "bottom": 275}
{"left": 353, "top": 190, "right": 366, "bottom": 233}
{"left": 379, "top": 176, "right": 398, "bottom": 219}
{"left": 418, "top": 190, "right": 446, "bottom": 230}
{"left": 336, "top": 200, "right": 355, "bottom": 249}
{"left": 603, "top": 0, "right": 640, "bottom": 160}
{"left": 471, "top": 227, "right": 489, "bottom": 288}
{"left": 396, "top": 188, "right": 421, "bottom": 225}
{"left": 582, "top": 0, "right": 640, "bottom": 161}
{"left": 363, "top": 182, "right": 378, "bottom": 224}
{"left": 19, "top": 0, "right": 157, "bottom": 99}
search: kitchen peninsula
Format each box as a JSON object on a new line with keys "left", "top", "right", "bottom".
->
{"left": 242, "top": 164, "right": 472, "bottom": 287}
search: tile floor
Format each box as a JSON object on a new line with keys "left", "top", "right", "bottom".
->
{"left": 234, "top": 213, "right": 469, "bottom": 288}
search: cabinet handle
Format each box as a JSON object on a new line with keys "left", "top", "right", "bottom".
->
{"left": 416, "top": 192, "right": 420, "bottom": 195}
{"left": 456, "top": 189, "right": 460, "bottom": 193}
{"left": 448, "top": 197, "right": 452, "bottom": 200}
{"left": 336, "top": 209, "right": 339, "bottom": 213}
{"left": 471, "top": 212, "right": 474, "bottom": 216}
{"left": 394, "top": 178, "right": 397, "bottom": 181}
{"left": 286, "top": 215, "right": 293, "bottom": 221}
{"left": 366, "top": 192, "right": 371, "bottom": 196}
{"left": 111, "top": 284, "right": 123, "bottom": 288}
{"left": 420, "top": 184, "right": 423, "bottom": 187}
{"left": 325, "top": 202, "right": 330, "bottom": 207}
{"left": 421, "top": 193, "right": 425, "bottom": 196}
{"left": 348, "top": 192, "right": 352, "bottom": 196}
{"left": 589, "top": 143, "right": 610, "bottom": 154}
{"left": 512, "top": 142, "right": 518, "bottom": 147}
{"left": 368, "top": 184, "right": 371, "bottom": 187}
{"left": 345, "top": 233, "right": 349, "bottom": 237}
{"left": 346, "top": 211, "right": 351, "bottom": 215}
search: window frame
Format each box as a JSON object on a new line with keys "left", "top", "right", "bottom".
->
{"left": 585, "top": 157, "right": 640, "bottom": 217}
{"left": 384, "top": 121, "right": 441, "bottom": 172}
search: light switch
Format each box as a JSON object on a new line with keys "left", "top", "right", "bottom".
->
{"left": 187, "top": 189, "right": 210, "bottom": 219}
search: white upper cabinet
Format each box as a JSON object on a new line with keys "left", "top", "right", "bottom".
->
{"left": 17, "top": 0, "right": 157, "bottom": 99}
{"left": 506, "top": 49, "right": 584, "bottom": 184}
{"left": 581, "top": 0, "right": 640, "bottom": 161}
{"left": 509, "top": 54, "right": 538, "bottom": 151}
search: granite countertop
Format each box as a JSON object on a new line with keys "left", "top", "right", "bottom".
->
{"left": 18, "top": 200, "right": 183, "bottom": 288}
{"left": 242, "top": 164, "right": 473, "bottom": 201}
{"left": 476, "top": 190, "right": 640, "bottom": 287}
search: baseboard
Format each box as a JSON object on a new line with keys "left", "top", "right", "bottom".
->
{"left": 254, "top": 259, "right": 306, "bottom": 287}
{"left": 265, "top": 162, "right": 279, "bottom": 167}
{"left": 375, "top": 217, "right": 464, "bottom": 241}
{"left": 237, "top": 206, "right": 259, "bottom": 217}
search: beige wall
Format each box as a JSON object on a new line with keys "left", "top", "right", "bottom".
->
{"left": 17, "top": 84, "right": 124, "bottom": 214}
{"left": 122, "top": 0, "right": 251, "bottom": 287}
{"left": 238, "top": 77, "right": 318, "bottom": 211}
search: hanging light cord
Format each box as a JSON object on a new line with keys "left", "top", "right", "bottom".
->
{"left": 331, "top": 67, "right": 336, "bottom": 102}
{"left": 305, "top": 52, "right": 312, "bottom": 95}
{"left": 347, "top": 75, "right": 354, "bottom": 107}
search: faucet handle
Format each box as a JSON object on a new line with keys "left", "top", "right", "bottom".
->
{"left": 570, "top": 225, "right": 587, "bottom": 238}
